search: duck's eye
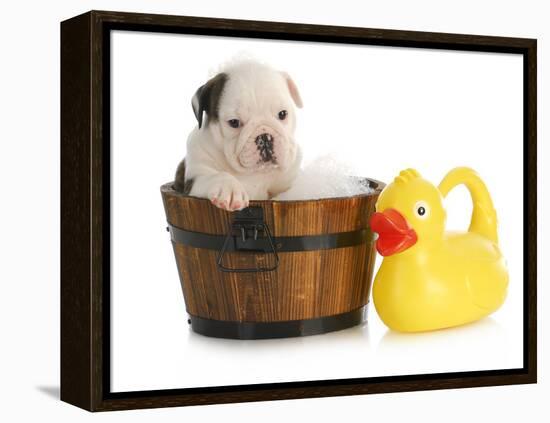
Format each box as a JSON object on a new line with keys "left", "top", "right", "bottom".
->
{"left": 228, "top": 119, "right": 240, "bottom": 128}
{"left": 278, "top": 110, "right": 288, "bottom": 120}
{"left": 414, "top": 201, "right": 430, "bottom": 219}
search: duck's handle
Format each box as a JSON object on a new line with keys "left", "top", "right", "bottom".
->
{"left": 438, "top": 167, "right": 498, "bottom": 243}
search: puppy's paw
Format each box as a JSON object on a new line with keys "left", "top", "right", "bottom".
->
{"left": 208, "top": 179, "right": 250, "bottom": 211}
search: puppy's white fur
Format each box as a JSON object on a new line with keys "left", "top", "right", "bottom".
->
{"left": 184, "top": 60, "right": 303, "bottom": 211}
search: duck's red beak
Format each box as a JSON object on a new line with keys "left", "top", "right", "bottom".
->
{"left": 370, "top": 209, "right": 417, "bottom": 256}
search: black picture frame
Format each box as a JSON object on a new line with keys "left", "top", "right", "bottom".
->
{"left": 60, "top": 10, "right": 537, "bottom": 411}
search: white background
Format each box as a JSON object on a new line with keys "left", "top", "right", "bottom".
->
{"left": 110, "top": 31, "right": 523, "bottom": 392}
{"left": 0, "top": 0, "right": 547, "bottom": 421}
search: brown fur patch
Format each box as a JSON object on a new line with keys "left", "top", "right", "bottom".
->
{"left": 192, "top": 72, "right": 228, "bottom": 128}
{"left": 173, "top": 158, "right": 194, "bottom": 195}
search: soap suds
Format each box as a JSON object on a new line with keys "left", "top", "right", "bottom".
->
{"left": 273, "top": 155, "right": 373, "bottom": 200}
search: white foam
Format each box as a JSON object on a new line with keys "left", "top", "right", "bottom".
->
{"left": 273, "top": 155, "right": 373, "bottom": 201}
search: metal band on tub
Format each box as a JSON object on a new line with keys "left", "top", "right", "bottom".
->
{"left": 167, "top": 206, "right": 373, "bottom": 273}
{"left": 167, "top": 223, "right": 373, "bottom": 253}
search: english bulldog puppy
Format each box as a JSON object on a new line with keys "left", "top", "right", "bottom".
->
{"left": 174, "top": 60, "right": 303, "bottom": 211}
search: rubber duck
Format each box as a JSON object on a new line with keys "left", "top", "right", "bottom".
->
{"left": 369, "top": 167, "right": 508, "bottom": 332}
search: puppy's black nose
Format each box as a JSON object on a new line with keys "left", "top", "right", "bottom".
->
{"left": 255, "top": 133, "right": 273, "bottom": 147}
{"left": 255, "top": 133, "right": 274, "bottom": 162}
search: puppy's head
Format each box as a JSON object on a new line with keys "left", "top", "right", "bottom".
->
{"left": 192, "top": 61, "right": 303, "bottom": 173}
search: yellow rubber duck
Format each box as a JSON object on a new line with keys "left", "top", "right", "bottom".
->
{"left": 369, "top": 167, "right": 508, "bottom": 332}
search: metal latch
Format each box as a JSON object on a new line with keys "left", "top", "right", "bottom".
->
{"left": 216, "top": 207, "right": 279, "bottom": 273}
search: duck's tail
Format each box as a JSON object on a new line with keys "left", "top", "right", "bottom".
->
{"left": 438, "top": 167, "right": 498, "bottom": 243}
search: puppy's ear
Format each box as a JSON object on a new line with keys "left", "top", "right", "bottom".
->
{"left": 281, "top": 72, "right": 303, "bottom": 108}
{"left": 191, "top": 73, "right": 228, "bottom": 129}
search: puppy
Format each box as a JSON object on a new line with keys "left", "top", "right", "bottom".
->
{"left": 174, "top": 60, "right": 303, "bottom": 211}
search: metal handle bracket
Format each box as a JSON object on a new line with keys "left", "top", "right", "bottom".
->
{"left": 216, "top": 207, "right": 280, "bottom": 273}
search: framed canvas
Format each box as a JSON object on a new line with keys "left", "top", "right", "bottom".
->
{"left": 60, "top": 10, "right": 537, "bottom": 411}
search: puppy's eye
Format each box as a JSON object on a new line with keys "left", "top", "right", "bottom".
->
{"left": 278, "top": 110, "right": 288, "bottom": 120}
{"left": 228, "top": 119, "right": 240, "bottom": 128}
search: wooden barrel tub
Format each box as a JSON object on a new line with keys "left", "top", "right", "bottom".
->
{"left": 161, "top": 178, "right": 384, "bottom": 339}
